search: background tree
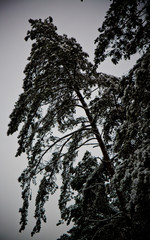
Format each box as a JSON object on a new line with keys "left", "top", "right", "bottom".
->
{"left": 93, "top": 1, "right": 150, "bottom": 239}
{"left": 7, "top": 0, "right": 150, "bottom": 239}
{"left": 95, "top": 0, "right": 150, "bottom": 64}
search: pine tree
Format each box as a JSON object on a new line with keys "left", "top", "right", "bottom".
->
{"left": 95, "top": 0, "right": 150, "bottom": 65}
{"left": 7, "top": 17, "right": 119, "bottom": 236}
{"left": 7, "top": 0, "right": 150, "bottom": 239}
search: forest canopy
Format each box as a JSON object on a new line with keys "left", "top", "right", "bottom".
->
{"left": 8, "top": 0, "right": 150, "bottom": 239}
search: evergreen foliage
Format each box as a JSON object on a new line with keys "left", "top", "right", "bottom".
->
{"left": 95, "top": 0, "right": 150, "bottom": 64}
{"left": 8, "top": 1, "right": 150, "bottom": 239}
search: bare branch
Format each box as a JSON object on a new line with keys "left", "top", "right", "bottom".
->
{"left": 86, "top": 211, "right": 124, "bottom": 223}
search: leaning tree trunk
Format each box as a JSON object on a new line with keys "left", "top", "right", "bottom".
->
{"left": 75, "top": 85, "right": 126, "bottom": 213}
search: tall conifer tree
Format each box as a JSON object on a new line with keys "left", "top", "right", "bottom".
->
{"left": 8, "top": 1, "right": 150, "bottom": 239}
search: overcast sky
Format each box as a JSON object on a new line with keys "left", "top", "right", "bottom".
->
{"left": 0, "top": 0, "right": 139, "bottom": 239}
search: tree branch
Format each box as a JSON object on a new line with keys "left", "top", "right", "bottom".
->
{"left": 34, "top": 125, "right": 92, "bottom": 172}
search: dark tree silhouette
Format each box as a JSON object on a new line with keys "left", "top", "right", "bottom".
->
{"left": 8, "top": 1, "right": 150, "bottom": 239}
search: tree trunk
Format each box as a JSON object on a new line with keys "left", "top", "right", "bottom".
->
{"left": 75, "top": 87, "right": 114, "bottom": 177}
{"left": 75, "top": 87, "right": 127, "bottom": 212}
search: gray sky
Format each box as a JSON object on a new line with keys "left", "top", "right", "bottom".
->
{"left": 0, "top": 0, "right": 139, "bottom": 239}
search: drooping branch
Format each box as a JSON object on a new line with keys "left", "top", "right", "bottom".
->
{"left": 34, "top": 125, "right": 91, "bottom": 172}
